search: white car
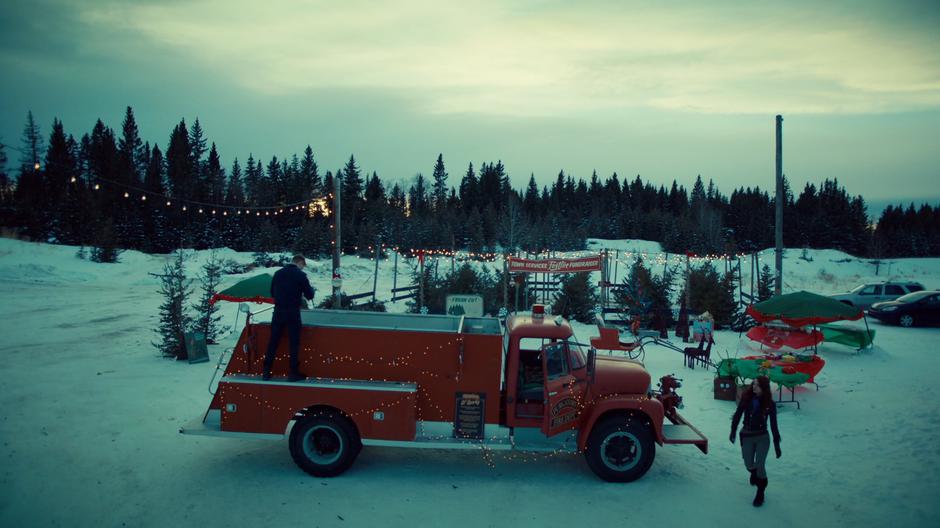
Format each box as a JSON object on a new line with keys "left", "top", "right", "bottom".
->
{"left": 829, "top": 282, "right": 925, "bottom": 310}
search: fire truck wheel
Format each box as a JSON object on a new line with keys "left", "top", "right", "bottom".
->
{"left": 584, "top": 416, "right": 655, "bottom": 482}
{"left": 289, "top": 412, "right": 361, "bottom": 477}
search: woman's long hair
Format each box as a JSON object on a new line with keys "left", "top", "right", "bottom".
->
{"left": 743, "top": 375, "right": 774, "bottom": 412}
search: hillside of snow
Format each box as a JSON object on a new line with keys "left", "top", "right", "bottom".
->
{"left": 1, "top": 237, "right": 939, "bottom": 527}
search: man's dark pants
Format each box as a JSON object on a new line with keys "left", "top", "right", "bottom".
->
{"left": 263, "top": 308, "right": 301, "bottom": 375}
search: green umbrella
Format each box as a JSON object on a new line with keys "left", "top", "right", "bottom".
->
{"left": 746, "top": 290, "right": 863, "bottom": 328}
{"left": 209, "top": 273, "right": 273, "bottom": 305}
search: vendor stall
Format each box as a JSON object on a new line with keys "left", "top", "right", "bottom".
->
{"left": 716, "top": 356, "right": 814, "bottom": 408}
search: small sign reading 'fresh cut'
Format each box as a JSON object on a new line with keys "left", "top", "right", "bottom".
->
{"left": 446, "top": 294, "right": 484, "bottom": 317}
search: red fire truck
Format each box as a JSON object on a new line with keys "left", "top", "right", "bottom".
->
{"left": 181, "top": 307, "right": 707, "bottom": 482}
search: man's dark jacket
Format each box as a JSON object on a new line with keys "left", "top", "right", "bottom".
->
{"left": 270, "top": 264, "right": 314, "bottom": 311}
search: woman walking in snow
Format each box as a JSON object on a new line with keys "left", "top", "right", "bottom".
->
{"left": 730, "top": 375, "right": 781, "bottom": 507}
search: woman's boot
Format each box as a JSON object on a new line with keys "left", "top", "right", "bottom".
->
{"left": 753, "top": 478, "right": 767, "bottom": 507}
{"left": 749, "top": 468, "right": 757, "bottom": 486}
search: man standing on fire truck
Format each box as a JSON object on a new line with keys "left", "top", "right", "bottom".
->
{"left": 263, "top": 255, "right": 315, "bottom": 381}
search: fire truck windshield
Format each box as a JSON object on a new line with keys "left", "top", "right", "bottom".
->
{"left": 565, "top": 339, "right": 587, "bottom": 370}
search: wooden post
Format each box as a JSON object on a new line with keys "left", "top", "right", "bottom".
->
{"left": 503, "top": 253, "right": 509, "bottom": 309}
{"left": 332, "top": 174, "right": 342, "bottom": 307}
{"left": 750, "top": 252, "right": 756, "bottom": 302}
{"left": 775, "top": 114, "right": 784, "bottom": 295}
{"left": 372, "top": 241, "right": 380, "bottom": 304}
{"left": 613, "top": 249, "right": 620, "bottom": 285}
{"left": 684, "top": 253, "right": 691, "bottom": 343}
{"left": 392, "top": 250, "right": 398, "bottom": 295}
{"left": 419, "top": 251, "right": 425, "bottom": 311}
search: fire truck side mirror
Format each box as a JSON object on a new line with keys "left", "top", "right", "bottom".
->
{"left": 238, "top": 303, "right": 251, "bottom": 314}
{"left": 587, "top": 346, "right": 597, "bottom": 382}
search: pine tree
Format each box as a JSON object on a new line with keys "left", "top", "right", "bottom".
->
{"left": 551, "top": 273, "right": 599, "bottom": 324}
{"left": 618, "top": 257, "right": 676, "bottom": 332}
{"left": 189, "top": 118, "right": 208, "bottom": 198}
{"left": 20, "top": 111, "right": 43, "bottom": 171}
{"left": 143, "top": 144, "right": 171, "bottom": 252}
{"left": 205, "top": 143, "right": 225, "bottom": 205}
{"left": 300, "top": 145, "right": 321, "bottom": 199}
{"left": 523, "top": 174, "right": 539, "bottom": 218}
{"left": 431, "top": 153, "right": 448, "bottom": 212}
{"left": 254, "top": 219, "right": 282, "bottom": 252}
{"left": 757, "top": 264, "right": 774, "bottom": 302}
{"left": 44, "top": 119, "right": 78, "bottom": 241}
{"left": 685, "top": 262, "right": 736, "bottom": 328}
{"left": 459, "top": 163, "right": 478, "bottom": 212}
{"left": 192, "top": 251, "right": 224, "bottom": 343}
{"left": 154, "top": 250, "right": 193, "bottom": 359}
{"left": 117, "top": 106, "right": 145, "bottom": 183}
{"left": 341, "top": 155, "right": 363, "bottom": 253}
{"left": 408, "top": 173, "right": 429, "bottom": 218}
{"left": 15, "top": 112, "right": 46, "bottom": 239}
{"left": 244, "top": 154, "right": 259, "bottom": 205}
{"left": 90, "top": 219, "right": 122, "bottom": 263}
{"left": 0, "top": 141, "right": 11, "bottom": 222}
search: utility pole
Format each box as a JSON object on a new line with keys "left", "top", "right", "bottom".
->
{"left": 332, "top": 175, "right": 342, "bottom": 307}
{"left": 774, "top": 115, "right": 784, "bottom": 295}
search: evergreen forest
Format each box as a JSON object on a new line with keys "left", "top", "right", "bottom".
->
{"left": 2, "top": 108, "right": 938, "bottom": 259}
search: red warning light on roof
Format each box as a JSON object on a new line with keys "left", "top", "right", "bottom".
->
{"left": 532, "top": 304, "right": 545, "bottom": 319}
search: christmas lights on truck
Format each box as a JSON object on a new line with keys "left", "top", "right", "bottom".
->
{"left": 180, "top": 305, "right": 708, "bottom": 482}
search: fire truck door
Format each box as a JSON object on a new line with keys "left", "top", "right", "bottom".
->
{"left": 541, "top": 342, "right": 585, "bottom": 437}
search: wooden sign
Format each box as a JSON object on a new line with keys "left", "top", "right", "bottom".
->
{"left": 508, "top": 255, "right": 602, "bottom": 273}
{"left": 453, "top": 392, "right": 486, "bottom": 440}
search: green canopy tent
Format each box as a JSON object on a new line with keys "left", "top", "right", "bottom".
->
{"left": 209, "top": 273, "right": 274, "bottom": 306}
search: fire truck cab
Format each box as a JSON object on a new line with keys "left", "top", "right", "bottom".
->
{"left": 181, "top": 307, "right": 707, "bottom": 482}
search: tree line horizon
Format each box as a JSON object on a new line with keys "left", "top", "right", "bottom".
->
{"left": 1, "top": 107, "right": 937, "bottom": 259}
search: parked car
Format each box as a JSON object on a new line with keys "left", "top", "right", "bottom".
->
{"left": 869, "top": 291, "right": 940, "bottom": 327}
{"left": 829, "top": 281, "right": 925, "bottom": 309}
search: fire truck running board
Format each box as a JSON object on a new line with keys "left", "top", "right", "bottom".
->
{"left": 363, "top": 425, "right": 578, "bottom": 453}
{"left": 661, "top": 424, "right": 703, "bottom": 442}
{"left": 661, "top": 423, "right": 709, "bottom": 454}
{"left": 363, "top": 437, "right": 513, "bottom": 451}
{"left": 179, "top": 410, "right": 284, "bottom": 441}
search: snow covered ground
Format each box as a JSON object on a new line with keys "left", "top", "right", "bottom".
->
{"left": 1, "top": 238, "right": 939, "bottom": 527}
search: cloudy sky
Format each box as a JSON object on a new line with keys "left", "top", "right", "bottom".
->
{"left": 2, "top": 0, "right": 938, "bottom": 210}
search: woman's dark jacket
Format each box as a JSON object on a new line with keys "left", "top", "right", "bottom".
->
{"left": 731, "top": 392, "right": 781, "bottom": 441}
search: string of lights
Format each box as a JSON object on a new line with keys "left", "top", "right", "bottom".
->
{"left": 0, "top": 140, "right": 331, "bottom": 214}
